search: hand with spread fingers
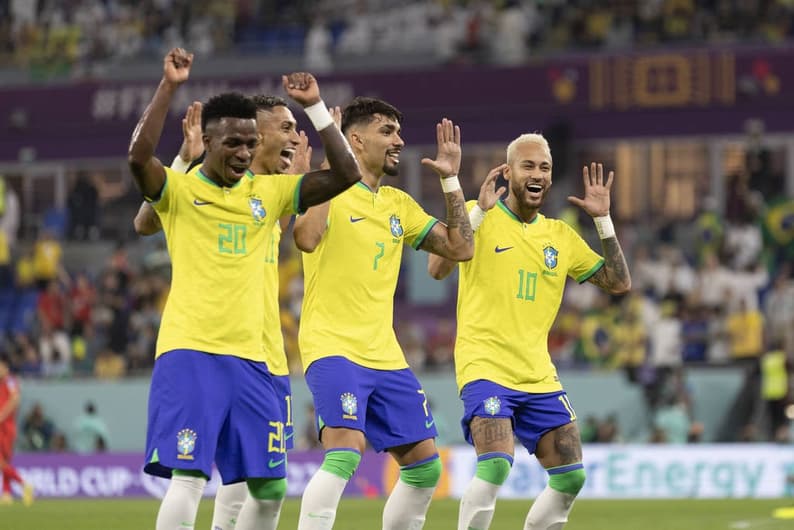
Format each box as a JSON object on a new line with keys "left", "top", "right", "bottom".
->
{"left": 178, "top": 101, "right": 203, "bottom": 163}
{"left": 477, "top": 164, "right": 508, "bottom": 210}
{"left": 567, "top": 162, "right": 613, "bottom": 218}
{"left": 421, "top": 118, "right": 462, "bottom": 180}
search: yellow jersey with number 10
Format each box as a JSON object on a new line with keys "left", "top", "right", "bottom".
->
{"left": 454, "top": 200, "right": 603, "bottom": 393}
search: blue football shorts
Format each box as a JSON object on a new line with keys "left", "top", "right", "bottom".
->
{"left": 305, "top": 356, "right": 438, "bottom": 452}
{"left": 271, "top": 374, "right": 294, "bottom": 451}
{"left": 144, "top": 349, "right": 286, "bottom": 483}
{"left": 460, "top": 379, "right": 576, "bottom": 454}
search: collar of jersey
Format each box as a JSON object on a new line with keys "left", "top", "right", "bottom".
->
{"left": 355, "top": 181, "right": 377, "bottom": 194}
{"left": 195, "top": 168, "right": 252, "bottom": 189}
{"left": 497, "top": 200, "right": 539, "bottom": 225}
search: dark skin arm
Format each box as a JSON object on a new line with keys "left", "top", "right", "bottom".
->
{"left": 128, "top": 48, "right": 193, "bottom": 200}
{"left": 133, "top": 202, "right": 162, "bottom": 236}
{"left": 568, "top": 163, "right": 631, "bottom": 294}
{"left": 282, "top": 74, "right": 361, "bottom": 212}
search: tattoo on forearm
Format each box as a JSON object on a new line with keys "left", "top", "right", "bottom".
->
{"left": 590, "top": 236, "right": 630, "bottom": 292}
{"left": 445, "top": 192, "right": 473, "bottom": 245}
{"left": 554, "top": 423, "right": 583, "bottom": 464}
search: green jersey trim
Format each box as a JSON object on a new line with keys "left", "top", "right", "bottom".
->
{"left": 497, "top": 200, "right": 539, "bottom": 224}
{"left": 577, "top": 259, "right": 604, "bottom": 283}
{"left": 292, "top": 174, "right": 306, "bottom": 214}
{"left": 412, "top": 219, "right": 439, "bottom": 250}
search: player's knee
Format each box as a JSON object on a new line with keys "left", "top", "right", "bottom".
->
{"left": 246, "top": 477, "right": 287, "bottom": 500}
{"left": 320, "top": 449, "right": 362, "bottom": 480}
{"left": 548, "top": 464, "right": 585, "bottom": 496}
{"left": 400, "top": 454, "right": 442, "bottom": 488}
{"left": 475, "top": 452, "right": 514, "bottom": 486}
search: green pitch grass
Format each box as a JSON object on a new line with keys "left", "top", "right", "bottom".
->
{"left": 2, "top": 498, "right": 793, "bottom": 529}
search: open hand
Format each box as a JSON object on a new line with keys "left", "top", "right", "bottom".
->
{"left": 178, "top": 101, "right": 203, "bottom": 162}
{"left": 163, "top": 48, "right": 193, "bottom": 86}
{"left": 290, "top": 130, "right": 312, "bottom": 174}
{"left": 282, "top": 72, "right": 321, "bottom": 107}
{"left": 477, "top": 164, "right": 508, "bottom": 210}
{"left": 567, "top": 162, "right": 613, "bottom": 217}
{"left": 421, "top": 118, "right": 461, "bottom": 179}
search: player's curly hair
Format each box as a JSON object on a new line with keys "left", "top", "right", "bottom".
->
{"left": 341, "top": 97, "right": 403, "bottom": 134}
{"left": 250, "top": 94, "right": 288, "bottom": 112}
{"left": 201, "top": 92, "right": 257, "bottom": 131}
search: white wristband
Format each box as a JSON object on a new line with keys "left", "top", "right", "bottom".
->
{"left": 440, "top": 175, "right": 461, "bottom": 193}
{"left": 304, "top": 100, "right": 334, "bottom": 131}
{"left": 170, "top": 154, "right": 190, "bottom": 173}
{"left": 593, "top": 214, "right": 615, "bottom": 239}
{"left": 469, "top": 204, "right": 486, "bottom": 232}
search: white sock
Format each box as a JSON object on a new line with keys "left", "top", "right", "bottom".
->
{"left": 382, "top": 479, "right": 436, "bottom": 530}
{"left": 234, "top": 497, "right": 283, "bottom": 530}
{"left": 458, "top": 477, "right": 501, "bottom": 530}
{"left": 524, "top": 485, "right": 577, "bottom": 530}
{"left": 155, "top": 475, "right": 207, "bottom": 530}
{"left": 211, "top": 482, "right": 248, "bottom": 530}
{"left": 298, "top": 469, "right": 349, "bottom": 530}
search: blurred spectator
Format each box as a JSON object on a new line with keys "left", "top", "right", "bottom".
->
{"left": 32, "top": 229, "right": 63, "bottom": 290}
{"left": 67, "top": 172, "right": 99, "bottom": 241}
{"left": 37, "top": 279, "right": 71, "bottom": 377}
{"left": 72, "top": 401, "right": 110, "bottom": 453}
{"left": 726, "top": 298, "right": 764, "bottom": 361}
{"left": 93, "top": 349, "right": 126, "bottom": 379}
{"left": 21, "top": 402, "right": 56, "bottom": 451}
{"left": 763, "top": 267, "right": 794, "bottom": 350}
{"left": 760, "top": 341, "right": 792, "bottom": 442}
{"left": 304, "top": 16, "right": 332, "bottom": 73}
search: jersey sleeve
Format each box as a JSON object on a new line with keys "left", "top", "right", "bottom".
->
{"left": 151, "top": 166, "right": 185, "bottom": 214}
{"left": 565, "top": 223, "right": 604, "bottom": 283}
{"left": 282, "top": 174, "right": 305, "bottom": 216}
{"left": 400, "top": 191, "right": 438, "bottom": 249}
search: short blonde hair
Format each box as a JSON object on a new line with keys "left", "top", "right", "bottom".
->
{"left": 506, "top": 133, "right": 552, "bottom": 164}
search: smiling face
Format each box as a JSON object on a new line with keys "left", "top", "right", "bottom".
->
{"left": 253, "top": 105, "right": 300, "bottom": 174}
{"left": 349, "top": 113, "right": 404, "bottom": 178}
{"left": 203, "top": 117, "right": 258, "bottom": 186}
{"left": 504, "top": 136, "right": 553, "bottom": 221}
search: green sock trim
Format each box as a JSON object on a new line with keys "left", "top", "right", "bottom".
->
{"left": 548, "top": 468, "right": 586, "bottom": 495}
{"left": 475, "top": 457, "right": 512, "bottom": 486}
{"left": 400, "top": 456, "right": 442, "bottom": 488}
{"left": 172, "top": 469, "right": 208, "bottom": 480}
{"left": 321, "top": 449, "right": 361, "bottom": 480}
{"left": 246, "top": 477, "right": 287, "bottom": 500}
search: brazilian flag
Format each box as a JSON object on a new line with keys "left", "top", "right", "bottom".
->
{"left": 763, "top": 198, "right": 794, "bottom": 246}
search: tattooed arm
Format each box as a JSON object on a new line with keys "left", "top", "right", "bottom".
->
{"left": 568, "top": 162, "right": 631, "bottom": 295}
{"left": 417, "top": 118, "right": 473, "bottom": 261}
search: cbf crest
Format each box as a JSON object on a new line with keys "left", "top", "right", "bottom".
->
{"left": 248, "top": 195, "right": 266, "bottom": 225}
{"left": 483, "top": 396, "right": 501, "bottom": 416}
{"left": 341, "top": 392, "right": 358, "bottom": 420}
{"left": 543, "top": 245, "right": 558, "bottom": 269}
{"left": 389, "top": 214, "right": 404, "bottom": 238}
{"left": 176, "top": 428, "right": 197, "bottom": 460}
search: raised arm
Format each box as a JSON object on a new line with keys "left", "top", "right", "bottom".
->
{"left": 127, "top": 48, "right": 193, "bottom": 199}
{"left": 282, "top": 74, "right": 361, "bottom": 211}
{"left": 568, "top": 163, "right": 631, "bottom": 294}
{"left": 133, "top": 101, "right": 203, "bottom": 236}
{"left": 293, "top": 106, "right": 340, "bottom": 252}
{"left": 428, "top": 164, "right": 507, "bottom": 279}
{"left": 416, "top": 119, "right": 473, "bottom": 261}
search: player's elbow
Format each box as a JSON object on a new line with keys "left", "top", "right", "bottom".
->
{"left": 448, "top": 243, "right": 474, "bottom": 262}
{"left": 428, "top": 263, "right": 453, "bottom": 281}
{"left": 609, "top": 277, "right": 632, "bottom": 295}
{"left": 293, "top": 231, "right": 320, "bottom": 253}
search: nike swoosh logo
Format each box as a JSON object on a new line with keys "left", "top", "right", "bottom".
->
{"left": 193, "top": 199, "right": 213, "bottom": 206}
{"left": 268, "top": 458, "right": 285, "bottom": 468}
{"left": 349, "top": 216, "right": 366, "bottom": 223}
{"left": 494, "top": 245, "right": 514, "bottom": 253}
{"left": 307, "top": 513, "right": 331, "bottom": 519}
{"left": 425, "top": 419, "right": 435, "bottom": 429}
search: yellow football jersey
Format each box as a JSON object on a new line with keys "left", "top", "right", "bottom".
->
{"left": 152, "top": 166, "right": 301, "bottom": 362}
{"left": 262, "top": 221, "right": 288, "bottom": 375}
{"left": 455, "top": 200, "right": 603, "bottom": 393}
{"left": 300, "top": 182, "right": 437, "bottom": 371}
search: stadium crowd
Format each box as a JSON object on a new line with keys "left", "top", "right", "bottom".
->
{"left": 1, "top": 0, "right": 794, "bottom": 76}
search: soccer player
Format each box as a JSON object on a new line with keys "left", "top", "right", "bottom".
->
{"left": 292, "top": 97, "right": 474, "bottom": 530}
{"left": 428, "top": 134, "right": 631, "bottom": 530}
{"left": 127, "top": 48, "right": 361, "bottom": 530}
{"left": 134, "top": 95, "right": 313, "bottom": 530}
{"left": 0, "top": 354, "right": 33, "bottom": 506}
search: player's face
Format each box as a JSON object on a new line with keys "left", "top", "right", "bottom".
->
{"left": 253, "top": 106, "right": 300, "bottom": 174}
{"left": 354, "top": 114, "right": 404, "bottom": 177}
{"left": 203, "top": 117, "right": 258, "bottom": 186}
{"left": 505, "top": 142, "right": 552, "bottom": 210}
